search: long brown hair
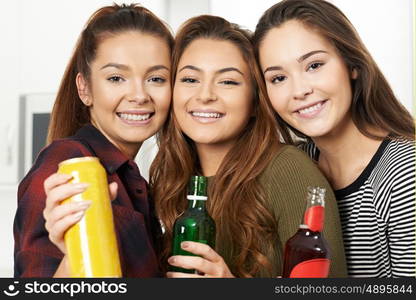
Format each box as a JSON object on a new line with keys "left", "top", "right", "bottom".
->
{"left": 253, "top": 0, "right": 415, "bottom": 141}
{"left": 150, "top": 15, "right": 291, "bottom": 277}
{"left": 47, "top": 3, "right": 174, "bottom": 143}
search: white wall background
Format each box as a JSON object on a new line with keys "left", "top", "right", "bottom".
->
{"left": 0, "top": 0, "right": 413, "bottom": 277}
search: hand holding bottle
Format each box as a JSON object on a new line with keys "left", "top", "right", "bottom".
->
{"left": 167, "top": 241, "right": 235, "bottom": 278}
{"left": 43, "top": 172, "right": 118, "bottom": 254}
{"left": 170, "top": 176, "right": 217, "bottom": 274}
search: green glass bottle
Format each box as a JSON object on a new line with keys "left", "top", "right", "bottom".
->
{"left": 171, "top": 176, "right": 216, "bottom": 273}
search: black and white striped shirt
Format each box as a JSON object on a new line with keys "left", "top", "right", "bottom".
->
{"left": 302, "top": 138, "right": 415, "bottom": 277}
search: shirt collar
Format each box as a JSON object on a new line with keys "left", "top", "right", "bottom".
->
{"left": 74, "top": 124, "right": 129, "bottom": 174}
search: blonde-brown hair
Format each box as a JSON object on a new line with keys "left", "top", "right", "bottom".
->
{"left": 150, "top": 15, "right": 291, "bottom": 277}
{"left": 47, "top": 3, "right": 173, "bottom": 143}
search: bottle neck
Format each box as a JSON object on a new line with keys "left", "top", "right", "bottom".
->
{"left": 187, "top": 195, "right": 208, "bottom": 211}
{"left": 303, "top": 205, "right": 324, "bottom": 232}
{"left": 303, "top": 187, "right": 326, "bottom": 232}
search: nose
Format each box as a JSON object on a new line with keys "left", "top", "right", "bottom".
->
{"left": 196, "top": 81, "right": 217, "bottom": 103}
{"left": 292, "top": 76, "right": 313, "bottom": 100}
{"left": 128, "top": 80, "right": 150, "bottom": 104}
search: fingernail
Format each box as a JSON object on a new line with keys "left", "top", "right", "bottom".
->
{"left": 77, "top": 201, "right": 91, "bottom": 208}
{"left": 168, "top": 257, "right": 175, "bottom": 264}
{"left": 73, "top": 211, "right": 84, "bottom": 219}
{"left": 181, "top": 242, "right": 189, "bottom": 249}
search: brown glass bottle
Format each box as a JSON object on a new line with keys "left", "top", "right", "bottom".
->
{"left": 282, "top": 187, "right": 331, "bottom": 278}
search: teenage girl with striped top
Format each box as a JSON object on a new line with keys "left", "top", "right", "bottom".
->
{"left": 253, "top": 0, "right": 415, "bottom": 277}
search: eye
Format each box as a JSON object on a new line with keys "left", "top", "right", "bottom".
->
{"left": 180, "top": 77, "right": 199, "bottom": 84}
{"left": 148, "top": 76, "right": 166, "bottom": 83}
{"left": 107, "top": 75, "right": 125, "bottom": 83}
{"left": 307, "top": 62, "right": 324, "bottom": 71}
{"left": 219, "top": 80, "right": 240, "bottom": 86}
{"left": 271, "top": 75, "right": 287, "bottom": 84}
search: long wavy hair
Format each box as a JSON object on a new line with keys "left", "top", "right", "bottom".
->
{"left": 253, "top": 0, "right": 414, "bottom": 141}
{"left": 47, "top": 3, "right": 173, "bottom": 143}
{"left": 150, "top": 15, "right": 292, "bottom": 277}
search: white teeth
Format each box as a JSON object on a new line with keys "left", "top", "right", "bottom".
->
{"left": 119, "top": 113, "right": 151, "bottom": 121}
{"left": 191, "top": 112, "right": 222, "bottom": 118}
{"left": 298, "top": 102, "right": 322, "bottom": 115}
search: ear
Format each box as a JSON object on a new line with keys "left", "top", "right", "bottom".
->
{"left": 76, "top": 73, "right": 92, "bottom": 106}
{"left": 351, "top": 68, "right": 358, "bottom": 80}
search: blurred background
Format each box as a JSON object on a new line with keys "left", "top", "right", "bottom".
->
{"left": 0, "top": 0, "right": 414, "bottom": 277}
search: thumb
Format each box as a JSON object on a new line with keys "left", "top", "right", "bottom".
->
{"left": 108, "top": 182, "right": 118, "bottom": 201}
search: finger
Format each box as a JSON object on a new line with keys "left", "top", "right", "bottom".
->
{"left": 168, "top": 255, "right": 215, "bottom": 275}
{"left": 44, "top": 173, "right": 72, "bottom": 194}
{"left": 48, "top": 210, "right": 85, "bottom": 245}
{"left": 108, "top": 182, "right": 118, "bottom": 202}
{"left": 166, "top": 272, "right": 203, "bottom": 278}
{"left": 45, "top": 183, "right": 89, "bottom": 210}
{"left": 46, "top": 201, "right": 91, "bottom": 226}
{"left": 181, "top": 242, "right": 222, "bottom": 263}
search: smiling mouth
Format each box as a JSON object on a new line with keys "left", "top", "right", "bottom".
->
{"left": 296, "top": 100, "right": 327, "bottom": 116}
{"left": 190, "top": 111, "right": 224, "bottom": 119}
{"left": 116, "top": 112, "right": 154, "bottom": 121}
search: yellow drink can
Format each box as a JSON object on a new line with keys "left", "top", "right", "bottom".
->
{"left": 58, "top": 156, "right": 122, "bottom": 277}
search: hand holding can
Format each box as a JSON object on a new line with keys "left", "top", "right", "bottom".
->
{"left": 57, "top": 156, "right": 122, "bottom": 277}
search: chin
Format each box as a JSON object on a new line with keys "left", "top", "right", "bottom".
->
{"left": 122, "top": 132, "right": 152, "bottom": 143}
{"left": 189, "top": 135, "right": 219, "bottom": 145}
{"left": 302, "top": 129, "right": 330, "bottom": 139}
{"left": 293, "top": 122, "right": 329, "bottom": 138}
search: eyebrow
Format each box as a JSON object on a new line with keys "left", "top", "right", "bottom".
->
{"left": 178, "top": 65, "right": 244, "bottom": 76}
{"left": 297, "top": 50, "right": 328, "bottom": 62}
{"left": 100, "top": 63, "right": 129, "bottom": 70}
{"left": 263, "top": 66, "right": 283, "bottom": 74}
{"left": 100, "top": 63, "right": 169, "bottom": 72}
{"left": 217, "top": 67, "right": 244, "bottom": 76}
{"left": 263, "top": 50, "right": 328, "bottom": 74}
{"left": 147, "top": 65, "right": 170, "bottom": 72}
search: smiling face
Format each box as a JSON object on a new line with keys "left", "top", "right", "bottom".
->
{"left": 173, "top": 38, "right": 253, "bottom": 149}
{"left": 77, "top": 31, "right": 171, "bottom": 158}
{"left": 259, "top": 20, "right": 356, "bottom": 139}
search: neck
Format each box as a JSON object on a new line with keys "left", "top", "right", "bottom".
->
{"left": 117, "top": 142, "right": 141, "bottom": 160}
{"left": 312, "top": 119, "right": 387, "bottom": 190}
{"left": 91, "top": 121, "right": 141, "bottom": 159}
{"left": 195, "top": 142, "right": 234, "bottom": 176}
